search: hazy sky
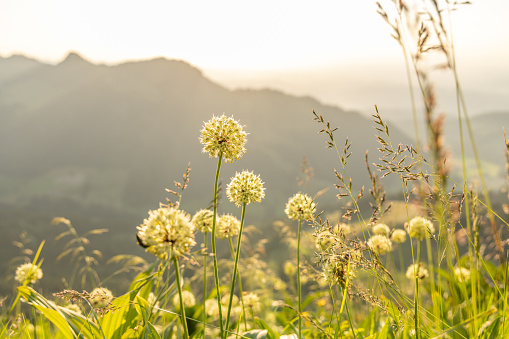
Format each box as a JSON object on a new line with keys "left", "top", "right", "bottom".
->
{"left": 1, "top": 0, "right": 508, "bottom": 116}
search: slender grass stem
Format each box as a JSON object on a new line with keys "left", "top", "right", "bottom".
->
{"left": 415, "top": 241, "right": 421, "bottom": 339}
{"left": 225, "top": 203, "right": 246, "bottom": 334}
{"left": 172, "top": 256, "right": 189, "bottom": 339}
{"left": 202, "top": 234, "right": 208, "bottom": 339}
{"left": 211, "top": 154, "right": 225, "bottom": 338}
{"left": 297, "top": 219, "right": 302, "bottom": 338}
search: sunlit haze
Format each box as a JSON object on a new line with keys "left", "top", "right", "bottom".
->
{"left": 1, "top": 0, "right": 508, "bottom": 116}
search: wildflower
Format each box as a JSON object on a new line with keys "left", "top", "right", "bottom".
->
{"left": 285, "top": 193, "right": 316, "bottom": 221}
{"left": 89, "top": 287, "right": 113, "bottom": 308}
{"left": 137, "top": 206, "right": 196, "bottom": 260}
{"left": 391, "top": 229, "right": 407, "bottom": 243}
{"left": 333, "top": 223, "right": 351, "bottom": 236}
{"left": 199, "top": 115, "right": 247, "bottom": 163}
{"left": 405, "top": 263, "right": 429, "bottom": 281}
{"left": 64, "top": 303, "right": 82, "bottom": 315}
{"left": 205, "top": 299, "right": 220, "bottom": 318}
{"left": 283, "top": 261, "right": 297, "bottom": 277}
{"left": 406, "top": 217, "right": 435, "bottom": 240}
{"left": 372, "top": 223, "right": 390, "bottom": 236}
{"left": 191, "top": 209, "right": 214, "bottom": 233}
{"left": 454, "top": 267, "right": 471, "bottom": 283}
{"left": 316, "top": 230, "right": 334, "bottom": 251}
{"left": 226, "top": 171, "right": 265, "bottom": 207}
{"left": 216, "top": 214, "right": 241, "bottom": 239}
{"left": 367, "top": 235, "right": 392, "bottom": 255}
{"left": 243, "top": 292, "right": 262, "bottom": 313}
{"left": 14, "top": 263, "right": 42, "bottom": 284}
{"left": 173, "top": 290, "right": 196, "bottom": 309}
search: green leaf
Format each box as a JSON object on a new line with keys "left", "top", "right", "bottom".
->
{"left": 144, "top": 322, "right": 162, "bottom": 339}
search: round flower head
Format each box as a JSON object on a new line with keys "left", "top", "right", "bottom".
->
{"left": 15, "top": 263, "right": 43, "bottom": 284}
{"left": 406, "top": 263, "right": 429, "bottom": 281}
{"left": 372, "top": 223, "right": 390, "bottom": 236}
{"left": 243, "top": 292, "right": 262, "bottom": 313}
{"left": 285, "top": 193, "right": 316, "bottom": 221}
{"left": 333, "top": 223, "right": 351, "bottom": 237}
{"left": 454, "top": 267, "right": 471, "bottom": 283}
{"left": 226, "top": 171, "right": 265, "bottom": 207}
{"left": 367, "top": 235, "right": 392, "bottom": 255}
{"left": 137, "top": 207, "right": 196, "bottom": 260}
{"left": 216, "top": 214, "right": 241, "bottom": 239}
{"left": 391, "top": 229, "right": 407, "bottom": 243}
{"left": 406, "top": 217, "right": 435, "bottom": 240}
{"left": 191, "top": 209, "right": 214, "bottom": 233}
{"left": 89, "top": 287, "right": 113, "bottom": 308}
{"left": 172, "top": 290, "right": 196, "bottom": 309}
{"left": 200, "top": 115, "right": 247, "bottom": 163}
{"left": 283, "top": 261, "right": 297, "bottom": 277}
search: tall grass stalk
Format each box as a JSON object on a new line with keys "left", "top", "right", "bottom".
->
{"left": 297, "top": 218, "right": 302, "bottom": 338}
{"left": 202, "top": 234, "right": 208, "bottom": 339}
{"left": 172, "top": 256, "right": 189, "bottom": 339}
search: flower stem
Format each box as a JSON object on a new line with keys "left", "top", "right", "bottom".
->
{"left": 211, "top": 154, "right": 224, "bottom": 337}
{"left": 297, "top": 219, "right": 302, "bottom": 338}
{"left": 202, "top": 234, "right": 208, "bottom": 339}
{"left": 414, "top": 241, "right": 421, "bottom": 339}
{"left": 172, "top": 256, "right": 189, "bottom": 339}
{"left": 225, "top": 203, "right": 246, "bottom": 335}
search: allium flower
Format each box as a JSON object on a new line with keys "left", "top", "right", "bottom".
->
{"left": 454, "top": 267, "right": 471, "bottom": 283}
{"left": 15, "top": 263, "right": 42, "bottom": 284}
{"left": 283, "top": 261, "right": 297, "bottom": 277}
{"left": 205, "top": 299, "right": 220, "bottom": 317}
{"left": 367, "top": 235, "right": 392, "bottom": 255}
{"left": 172, "top": 290, "right": 196, "bottom": 309}
{"left": 333, "top": 223, "right": 351, "bottom": 236}
{"left": 216, "top": 214, "right": 241, "bottom": 239}
{"left": 406, "top": 263, "right": 429, "bottom": 281}
{"left": 89, "top": 287, "right": 113, "bottom": 308}
{"left": 191, "top": 209, "right": 214, "bottom": 233}
{"left": 285, "top": 193, "right": 316, "bottom": 221}
{"left": 226, "top": 171, "right": 265, "bottom": 207}
{"left": 391, "top": 229, "right": 407, "bottom": 243}
{"left": 372, "top": 223, "right": 390, "bottom": 236}
{"left": 137, "top": 207, "right": 196, "bottom": 260}
{"left": 242, "top": 292, "right": 262, "bottom": 313}
{"left": 200, "top": 115, "right": 247, "bottom": 163}
{"left": 406, "top": 217, "right": 435, "bottom": 240}
{"left": 316, "top": 230, "right": 334, "bottom": 251}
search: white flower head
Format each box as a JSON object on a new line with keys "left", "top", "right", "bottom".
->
{"left": 173, "top": 290, "right": 196, "bottom": 309}
{"left": 367, "top": 235, "right": 392, "bottom": 255}
{"left": 406, "top": 263, "right": 429, "bottom": 281}
{"left": 372, "top": 223, "right": 390, "bottom": 236}
{"left": 200, "top": 115, "right": 247, "bottom": 163}
{"left": 89, "top": 287, "right": 113, "bottom": 309}
{"left": 454, "top": 267, "right": 471, "bottom": 283}
{"left": 15, "top": 263, "right": 42, "bottom": 284}
{"left": 391, "top": 229, "right": 407, "bottom": 243}
{"left": 192, "top": 209, "right": 214, "bottom": 233}
{"left": 406, "top": 217, "right": 435, "bottom": 240}
{"left": 242, "top": 292, "right": 261, "bottom": 313}
{"left": 216, "top": 214, "right": 241, "bottom": 239}
{"left": 226, "top": 171, "right": 265, "bottom": 207}
{"left": 137, "top": 207, "right": 196, "bottom": 260}
{"left": 285, "top": 193, "right": 316, "bottom": 221}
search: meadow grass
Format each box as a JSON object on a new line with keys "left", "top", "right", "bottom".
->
{"left": 2, "top": 1, "right": 509, "bottom": 338}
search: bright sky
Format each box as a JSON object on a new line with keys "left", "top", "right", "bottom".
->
{"left": 1, "top": 0, "right": 508, "bottom": 115}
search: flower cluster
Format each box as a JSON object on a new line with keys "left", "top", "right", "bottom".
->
{"left": 454, "top": 267, "right": 471, "bottom": 283}
{"left": 406, "top": 216, "right": 435, "bottom": 240}
{"left": 405, "top": 263, "right": 429, "bottom": 281}
{"left": 200, "top": 115, "right": 247, "bottom": 163}
{"left": 137, "top": 207, "right": 196, "bottom": 260}
{"left": 191, "top": 209, "right": 214, "bottom": 233}
{"left": 372, "top": 223, "right": 390, "bottom": 236}
{"left": 216, "top": 214, "right": 241, "bottom": 239}
{"left": 367, "top": 235, "right": 392, "bottom": 255}
{"left": 89, "top": 287, "right": 113, "bottom": 309}
{"left": 15, "top": 263, "right": 43, "bottom": 284}
{"left": 172, "top": 290, "right": 196, "bottom": 309}
{"left": 390, "top": 229, "right": 407, "bottom": 243}
{"left": 226, "top": 171, "right": 265, "bottom": 207}
{"left": 242, "top": 292, "right": 262, "bottom": 313}
{"left": 285, "top": 193, "right": 316, "bottom": 221}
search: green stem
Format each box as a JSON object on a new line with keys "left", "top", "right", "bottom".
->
{"left": 225, "top": 203, "right": 246, "bottom": 336}
{"left": 172, "top": 256, "right": 189, "bottom": 339}
{"left": 297, "top": 219, "right": 302, "bottom": 338}
{"left": 202, "top": 234, "right": 208, "bottom": 339}
{"left": 414, "top": 241, "right": 421, "bottom": 339}
{"left": 211, "top": 154, "right": 224, "bottom": 337}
